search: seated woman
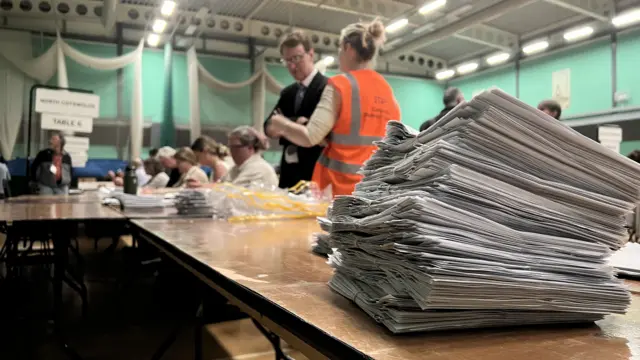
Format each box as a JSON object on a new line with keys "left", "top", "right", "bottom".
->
{"left": 188, "top": 126, "right": 278, "bottom": 189}
{"left": 222, "top": 126, "right": 278, "bottom": 188}
{"left": 172, "top": 147, "right": 209, "bottom": 188}
{"left": 191, "top": 135, "right": 233, "bottom": 183}
{"left": 141, "top": 157, "right": 170, "bottom": 188}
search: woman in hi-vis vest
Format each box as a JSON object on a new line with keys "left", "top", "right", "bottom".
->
{"left": 267, "top": 19, "right": 401, "bottom": 197}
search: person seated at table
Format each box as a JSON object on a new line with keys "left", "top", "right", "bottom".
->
{"left": 172, "top": 147, "right": 209, "bottom": 188}
{"left": 0, "top": 156, "right": 10, "bottom": 199}
{"left": 156, "top": 146, "right": 182, "bottom": 187}
{"left": 31, "top": 132, "right": 73, "bottom": 195}
{"left": 222, "top": 126, "right": 279, "bottom": 188}
{"left": 190, "top": 135, "right": 233, "bottom": 183}
{"left": 140, "top": 157, "right": 170, "bottom": 188}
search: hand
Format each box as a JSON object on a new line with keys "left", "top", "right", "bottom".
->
{"left": 186, "top": 179, "right": 202, "bottom": 188}
{"left": 268, "top": 114, "right": 289, "bottom": 137}
{"left": 296, "top": 117, "right": 309, "bottom": 125}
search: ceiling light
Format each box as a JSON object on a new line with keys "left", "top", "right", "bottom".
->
{"left": 486, "top": 52, "right": 510, "bottom": 65}
{"left": 147, "top": 33, "right": 160, "bottom": 47}
{"left": 563, "top": 26, "right": 594, "bottom": 42}
{"left": 522, "top": 40, "right": 549, "bottom": 55}
{"left": 386, "top": 18, "right": 409, "bottom": 33}
{"left": 456, "top": 62, "right": 478, "bottom": 74}
{"left": 160, "top": 1, "right": 176, "bottom": 16}
{"left": 185, "top": 24, "right": 197, "bottom": 36}
{"left": 413, "top": 23, "right": 435, "bottom": 35}
{"left": 419, "top": 0, "right": 446, "bottom": 15}
{"left": 384, "top": 38, "right": 403, "bottom": 48}
{"left": 612, "top": 8, "right": 640, "bottom": 27}
{"left": 152, "top": 19, "right": 167, "bottom": 33}
{"left": 435, "top": 69, "right": 455, "bottom": 80}
{"left": 322, "top": 56, "right": 335, "bottom": 65}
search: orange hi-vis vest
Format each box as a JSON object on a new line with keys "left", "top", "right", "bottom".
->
{"left": 312, "top": 69, "right": 401, "bottom": 197}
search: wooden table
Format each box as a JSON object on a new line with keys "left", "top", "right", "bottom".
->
{"left": 4, "top": 192, "right": 104, "bottom": 204}
{"left": 132, "top": 218, "right": 640, "bottom": 360}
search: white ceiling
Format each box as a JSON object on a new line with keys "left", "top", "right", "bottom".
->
{"left": 1, "top": 0, "right": 639, "bottom": 78}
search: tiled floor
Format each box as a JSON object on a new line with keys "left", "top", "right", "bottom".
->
{"left": 0, "top": 236, "right": 307, "bottom": 360}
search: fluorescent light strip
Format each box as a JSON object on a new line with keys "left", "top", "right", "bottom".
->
{"left": 385, "top": 38, "right": 403, "bottom": 48}
{"left": 612, "top": 8, "right": 640, "bottom": 27}
{"left": 435, "top": 69, "right": 455, "bottom": 80}
{"left": 152, "top": 19, "right": 167, "bottom": 33}
{"left": 185, "top": 25, "right": 197, "bottom": 36}
{"left": 386, "top": 18, "right": 409, "bottom": 33}
{"left": 563, "top": 26, "right": 594, "bottom": 42}
{"left": 322, "top": 56, "right": 335, "bottom": 65}
{"left": 413, "top": 23, "right": 435, "bottom": 35}
{"left": 147, "top": 33, "right": 160, "bottom": 47}
{"left": 522, "top": 40, "right": 549, "bottom": 55}
{"left": 160, "top": 0, "right": 176, "bottom": 16}
{"left": 486, "top": 52, "right": 510, "bottom": 65}
{"left": 456, "top": 62, "right": 478, "bottom": 74}
{"left": 419, "top": 0, "right": 446, "bottom": 15}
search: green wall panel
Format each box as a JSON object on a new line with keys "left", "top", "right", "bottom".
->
{"left": 450, "top": 66, "right": 517, "bottom": 100}
{"left": 122, "top": 47, "right": 165, "bottom": 123}
{"left": 33, "top": 39, "right": 118, "bottom": 118}
{"left": 384, "top": 76, "right": 443, "bottom": 130}
{"left": 519, "top": 40, "right": 612, "bottom": 117}
{"left": 198, "top": 56, "right": 252, "bottom": 126}
{"left": 171, "top": 52, "right": 189, "bottom": 124}
{"left": 616, "top": 30, "right": 640, "bottom": 107}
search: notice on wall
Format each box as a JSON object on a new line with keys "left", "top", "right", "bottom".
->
{"left": 598, "top": 125, "right": 623, "bottom": 154}
{"left": 41, "top": 113, "right": 93, "bottom": 134}
{"left": 552, "top": 69, "right": 571, "bottom": 110}
{"left": 35, "top": 88, "right": 100, "bottom": 118}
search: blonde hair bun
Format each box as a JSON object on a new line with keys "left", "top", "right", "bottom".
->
{"left": 367, "top": 20, "right": 386, "bottom": 45}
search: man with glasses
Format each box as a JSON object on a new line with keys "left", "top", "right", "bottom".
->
{"left": 264, "top": 31, "right": 328, "bottom": 189}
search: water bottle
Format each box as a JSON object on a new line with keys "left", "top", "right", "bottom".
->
{"left": 123, "top": 164, "right": 138, "bottom": 195}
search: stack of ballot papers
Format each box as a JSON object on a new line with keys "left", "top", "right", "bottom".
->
{"left": 174, "top": 189, "right": 215, "bottom": 216}
{"left": 105, "top": 192, "right": 165, "bottom": 210}
{"left": 324, "top": 89, "right": 640, "bottom": 333}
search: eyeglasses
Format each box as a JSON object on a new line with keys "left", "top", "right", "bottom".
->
{"left": 280, "top": 54, "right": 307, "bottom": 65}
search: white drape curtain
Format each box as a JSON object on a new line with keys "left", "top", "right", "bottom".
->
{"left": 186, "top": 46, "right": 284, "bottom": 141}
{"left": 0, "top": 30, "right": 145, "bottom": 160}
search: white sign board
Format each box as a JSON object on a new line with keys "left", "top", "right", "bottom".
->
{"left": 598, "top": 126, "right": 622, "bottom": 154}
{"left": 35, "top": 88, "right": 100, "bottom": 118}
{"left": 70, "top": 151, "right": 88, "bottom": 168}
{"left": 64, "top": 136, "right": 90, "bottom": 154}
{"left": 552, "top": 69, "right": 571, "bottom": 110}
{"left": 41, "top": 113, "right": 93, "bottom": 133}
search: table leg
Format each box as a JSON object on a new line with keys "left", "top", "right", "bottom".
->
{"left": 251, "top": 319, "right": 292, "bottom": 360}
{"left": 53, "top": 233, "right": 83, "bottom": 360}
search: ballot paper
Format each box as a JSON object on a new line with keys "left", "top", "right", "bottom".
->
{"left": 322, "top": 89, "right": 640, "bottom": 333}
{"left": 609, "top": 242, "right": 640, "bottom": 278}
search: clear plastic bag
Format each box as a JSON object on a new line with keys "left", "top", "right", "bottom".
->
{"left": 204, "top": 181, "right": 330, "bottom": 222}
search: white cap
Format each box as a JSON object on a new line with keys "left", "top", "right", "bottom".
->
{"left": 156, "top": 146, "right": 176, "bottom": 159}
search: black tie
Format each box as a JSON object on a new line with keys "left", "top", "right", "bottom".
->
{"left": 294, "top": 85, "right": 306, "bottom": 114}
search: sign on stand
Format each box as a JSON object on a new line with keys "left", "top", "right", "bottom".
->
{"left": 35, "top": 88, "right": 100, "bottom": 168}
{"left": 598, "top": 125, "right": 623, "bottom": 154}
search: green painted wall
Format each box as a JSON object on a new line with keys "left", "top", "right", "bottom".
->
{"left": 450, "top": 66, "right": 517, "bottom": 100}
{"left": 617, "top": 30, "right": 640, "bottom": 107}
{"left": 33, "top": 39, "right": 119, "bottom": 118}
{"left": 520, "top": 39, "right": 613, "bottom": 116}
{"left": 28, "top": 31, "right": 639, "bottom": 160}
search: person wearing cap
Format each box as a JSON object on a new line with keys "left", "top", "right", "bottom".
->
{"left": 156, "top": 146, "right": 182, "bottom": 187}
